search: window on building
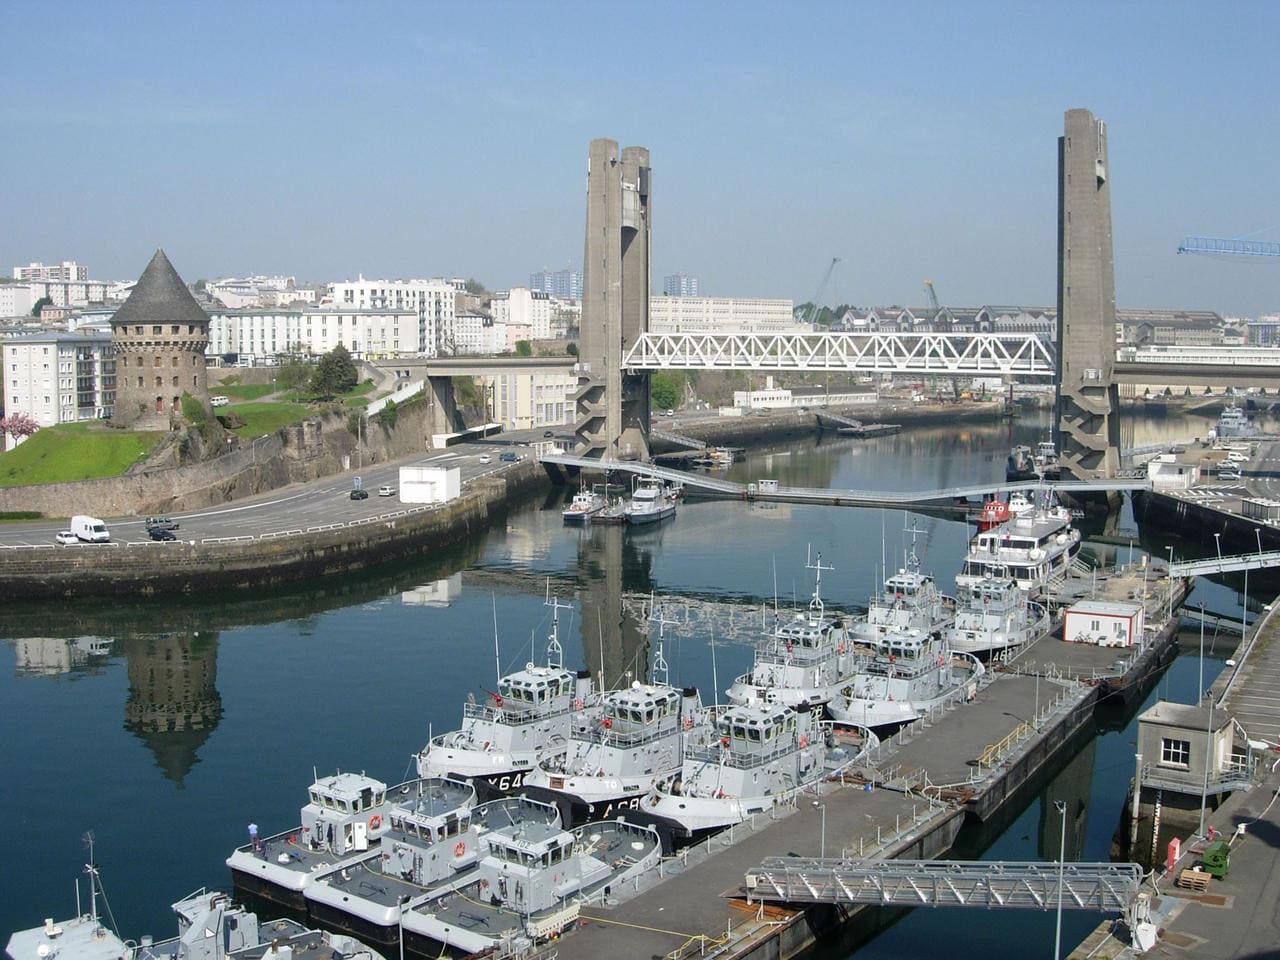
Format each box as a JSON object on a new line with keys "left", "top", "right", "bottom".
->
{"left": 155, "top": 376, "right": 162, "bottom": 388}
{"left": 171, "top": 325, "right": 179, "bottom": 334}
{"left": 1161, "top": 737, "right": 1191, "bottom": 768}
{"left": 152, "top": 325, "right": 162, "bottom": 334}
{"left": 172, "top": 356, "right": 178, "bottom": 367}
{"left": 137, "top": 376, "right": 143, "bottom": 388}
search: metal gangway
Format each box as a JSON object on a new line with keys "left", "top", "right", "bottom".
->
{"left": 650, "top": 427, "right": 705, "bottom": 451}
{"left": 744, "top": 857, "right": 1143, "bottom": 912}
{"left": 1170, "top": 550, "right": 1280, "bottom": 578}
{"left": 539, "top": 452, "right": 1151, "bottom": 504}
{"left": 814, "top": 410, "right": 864, "bottom": 429}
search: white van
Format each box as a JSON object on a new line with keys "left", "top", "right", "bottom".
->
{"left": 70, "top": 515, "right": 110, "bottom": 543}
{"left": 210, "top": 395, "right": 229, "bottom": 407}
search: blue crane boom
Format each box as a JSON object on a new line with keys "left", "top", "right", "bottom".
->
{"left": 1178, "top": 236, "right": 1280, "bottom": 257}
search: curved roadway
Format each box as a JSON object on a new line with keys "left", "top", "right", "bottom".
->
{"left": 0, "top": 431, "right": 565, "bottom": 549}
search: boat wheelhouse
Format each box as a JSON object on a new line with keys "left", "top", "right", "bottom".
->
{"left": 955, "top": 494, "right": 1081, "bottom": 599}
{"left": 943, "top": 570, "right": 1051, "bottom": 656}
{"left": 416, "top": 596, "right": 596, "bottom": 797}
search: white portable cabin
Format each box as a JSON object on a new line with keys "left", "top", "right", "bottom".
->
{"left": 399, "top": 464, "right": 460, "bottom": 504}
{"left": 1063, "top": 599, "right": 1143, "bottom": 648}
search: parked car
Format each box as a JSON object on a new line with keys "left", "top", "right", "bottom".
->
{"left": 148, "top": 527, "right": 177, "bottom": 541}
{"left": 145, "top": 516, "right": 179, "bottom": 530}
{"left": 499, "top": 452, "right": 520, "bottom": 462}
{"left": 478, "top": 454, "right": 492, "bottom": 464}
{"left": 378, "top": 485, "right": 395, "bottom": 497}
{"left": 1218, "top": 471, "right": 1241, "bottom": 481}
{"left": 543, "top": 430, "right": 554, "bottom": 438}
{"left": 350, "top": 487, "right": 369, "bottom": 500}
{"left": 55, "top": 531, "right": 78, "bottom": 545}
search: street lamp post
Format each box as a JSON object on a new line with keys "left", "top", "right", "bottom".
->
{"left": 1214, "top": 532, "right": 1222, "bottom": 560}
{"left": 1166, "top": 546, "right": 1175, "bottom": 621}
{"left": 1054, "top": 799, "right": 1067, "bottom": 960}
{"left": 813, "top": 800, "right": 826, "bottom": 859}
{"left": 1199, "top": 696, "right": 1215, "bottom": 839}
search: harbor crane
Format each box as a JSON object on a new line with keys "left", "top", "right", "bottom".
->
{"left": 1178, "top": 232, "right": 1280, "bottom": 259}
{"left": 923, "top": 279, "right": 940, "bottom": 311}
{"left": 804, "top": 257, "right": 841, "bottom": 326}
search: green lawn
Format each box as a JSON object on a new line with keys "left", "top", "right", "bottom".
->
{"left": 0, "top": 422, "right": 165, "bottom": 486}
{"left": 218, "top": 384, "right": 276, "bottom": 401}
{"left": 218, "top": 402, "right": 313, "bottom": 437}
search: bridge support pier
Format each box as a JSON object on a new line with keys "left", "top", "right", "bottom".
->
{"left": 426, "top": 375, "right": 461, "bottom": 440}
{"left": 1056, "top": 108, "right": 1122, "bottom": 488}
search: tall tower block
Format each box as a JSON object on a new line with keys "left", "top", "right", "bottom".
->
{"left": 111, "top": 249, "right": 211, "bottom": 428}
{"left": 1055, "top": 109, "right": 1121, "bottom": 479}
{"left": 576, "top": 139, "right": 652, "bottom": 461}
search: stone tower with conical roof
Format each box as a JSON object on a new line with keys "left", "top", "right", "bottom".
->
{"left": 111, "top": 249, "right": 211, "bottom": 427}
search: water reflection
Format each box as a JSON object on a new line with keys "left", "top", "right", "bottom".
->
{"left": 122, "top": 631, "right": 223, "bottom": 785}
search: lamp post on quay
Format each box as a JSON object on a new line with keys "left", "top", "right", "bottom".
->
{"left": 1053, "top": 799, "right": 1067, "bottom": 960}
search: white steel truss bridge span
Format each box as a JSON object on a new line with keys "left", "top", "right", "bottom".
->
{"left": 623, "top": 331, "right": 1056, "bottom": 376}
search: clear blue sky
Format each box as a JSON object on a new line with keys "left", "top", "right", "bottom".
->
{"left": 3, "top": 0, "right": 1278, "bottom": 316}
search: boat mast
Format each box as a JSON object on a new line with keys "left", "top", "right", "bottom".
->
{"left": 544, "top": 584, "right": 571, "bottom": 671}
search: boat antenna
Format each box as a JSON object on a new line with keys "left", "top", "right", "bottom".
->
{"left": 710, "top": 620, "right": 720, "bottom": 708}
{"left": 81, "top": 831, "right": 120, "bottom": 936}
{"left": 545, "top": 590, "right": 571, "bottom": 671}
{"left": 597, "top": 607, "right": 605, "bottom": 691}
{"left": 806, "top": 546, "right": 833, "bottom": 619}
{"left": 492, "top": 593, "right": 501, "bottom": 685}
{"left": 648, "top": 596, "right": 675, "bottom": 688}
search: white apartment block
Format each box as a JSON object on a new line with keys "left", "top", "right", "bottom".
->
{"left": 648, "top": 296, "right": 800, "bottom": 335}
{"left": 208, "top": 276, "right": 316, "bottom": 309}
{"left": 327, "top": 277, "right": 457, "bottom": 355}
{"left": 207, "top": 308, "right": 427, "bottom": 362}
{"left": 2, "top": 331, "right": 115, "bottom": 442}
{"left": 1, "top": 279, "right": 107, "bottom": 310}
{"left": 13, "top": 261, "right": 88, "bottom": 282}
{"left": 490, "top": 287, "right": 556, "bottom": 340}
{"left": 484, "top": 370, "right": 578, "bottom": 430}
{"left": 450, "top": 313, "right": 508, "bottom": 356}
{"left": 0, "top": 283, "right": 39, "bottom": 317}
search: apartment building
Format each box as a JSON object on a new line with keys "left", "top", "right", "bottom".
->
{"left": 2, "top": 331, "right": 115, "bottom": 442}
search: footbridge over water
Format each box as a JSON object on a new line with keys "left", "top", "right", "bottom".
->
{"left": 743, "top": 857, "right": 1143, "bottom": 912}
{"left": 539, "top": 451, "right": 1150, "bottom": 508}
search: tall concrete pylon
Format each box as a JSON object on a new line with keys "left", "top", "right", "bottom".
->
{"left": 575, "top": 139, "right": 652, "bottom": 461}
{"left": 1055, "top": 108, "right": 1122, "bottom": 480}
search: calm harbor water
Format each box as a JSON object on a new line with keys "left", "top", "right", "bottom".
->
{"left": 0, "top": 405, "right": 1263, "bottom": 958}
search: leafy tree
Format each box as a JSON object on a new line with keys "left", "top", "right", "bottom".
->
{"left": 566, "top": 342, "right": 578, "bottom": 356}
{"left": 276, "top": 358, "right": 311, "bottom": 391}
{"left": 31, "top": 296, "right": 52, "bottom": 316}
{"left": 514, "top": 340, "right": 532, "bottom": 357}
{"left": 0, "top": 412, "right": 39, "bottom": 444}
{"left": 464, "top": 278, "right": 485, "bottom": 295}
{"left": 309, "top": 344, "right": 358, "bottom": 397}
{"left": 380, "top": 398, "right": 399, "bottom": 429}
{"left": 180, "top": 392, "right": 207, "bottom": 424}
{"left": 650, "top": 372, "right": 679, "bottom": 412}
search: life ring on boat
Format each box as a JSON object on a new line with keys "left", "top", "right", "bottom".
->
{"left": 454, "top": 841, "right": 466, "bottom": 857}
{"left": 480, "top": 879, "right": 489, "bottom": 890}
{"left": 682, "top": 716, "right": 692, "bottom": 732}
{"left": 799, "top": 735, "right": 809, "bottom": 748}
{"left": 937, "top": 655, "right": 944, "bottom": 666}
{"left": 838, "top": 642, "right": 845, "bottom": 654}
{"left": 368, "top": 815, "right": 382, "bottom": 830}
{"left": 574, "top": 698, "right": 583, "bottom": 711}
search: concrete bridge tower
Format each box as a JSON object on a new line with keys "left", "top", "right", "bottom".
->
{"left": 1055, "top": 108, "right": 1122, "bottom": 479}
{"left": 575, "top": 139, "right": 652, "bottom": 461}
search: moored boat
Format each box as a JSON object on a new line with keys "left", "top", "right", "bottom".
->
{"left": 640, "top": 703, "right": 877, "bottom": 846}
{"left": 852, "top": 533, "right": 956, "bottom": 644}
{"left": 521, "top": 606, "right": 711, "bottom": 823}
{"left": 303, "top": 789, "right": 554, "bottom": 950}
{"left": 725, "top": 552, "right": 854, "bottom": 709}
{"left": 624, "top": 477, "right": 678, "bottom": 525}
{"left": 826, "top": 626, "right": 984, "bottom": 731}
{"left": 943, "top": 570, "right": 1050, "bottom": 656}
{"left": 11, "top": 839, "right": 384, "bottom": 960}
{"left": 398, "top": 816, "right": 662, "bottom": 957}
{"left": 955, "top": 490, "right": 1082, "bottom": 600}
{"left": 562, "top": 485, "right": 608, "bottom": 523}
{"left": 415, "top": 595, "right": 597, "bottom": 797}
{"left": 227, "top": 771, "right": 414, "bottom": 914}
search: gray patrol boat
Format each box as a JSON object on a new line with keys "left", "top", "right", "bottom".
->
{"left": 8, "top": 837, "right": 383, "bottom": 960}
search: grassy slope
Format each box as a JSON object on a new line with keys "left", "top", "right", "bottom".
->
{"left": 0, "top": 422, "right": 164, "bottom": 486}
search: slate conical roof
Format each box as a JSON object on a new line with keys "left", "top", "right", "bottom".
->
{"left": 112, "top": 249, "right": 208, "bottom": 326}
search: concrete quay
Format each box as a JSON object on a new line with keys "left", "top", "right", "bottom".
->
{"left": 1065, "top": 589, "right": 1280, "bottom": 960}
{"left": 545, "top": 578, "right": 1186, "bottom": 960}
